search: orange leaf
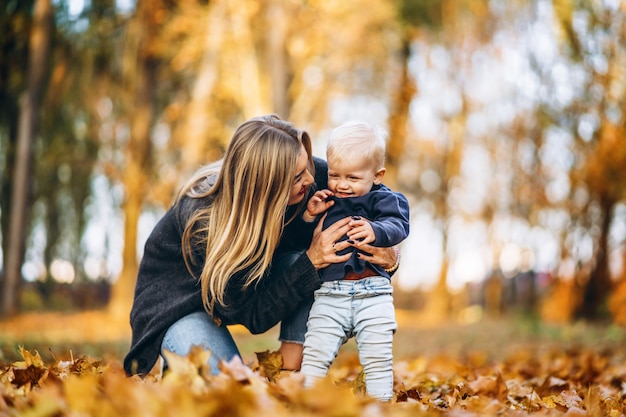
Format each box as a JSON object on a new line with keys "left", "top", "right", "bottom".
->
{"left": 255, "top": 350, "right": 283, "bottom": 382}
{"left": 468, "top": 373, "right": 508, "bottom": 400}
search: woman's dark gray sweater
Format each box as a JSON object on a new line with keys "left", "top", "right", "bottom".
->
{"left": 123, "top": 158, "right": 328, "bottom": 376}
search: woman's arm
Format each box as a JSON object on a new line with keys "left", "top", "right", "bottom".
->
{"left": 216, "top": 252, "right": 319, "bottom": 333}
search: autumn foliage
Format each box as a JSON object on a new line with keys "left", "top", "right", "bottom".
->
{"left": 2, "top": 343, "right": 625, "bottom": 416}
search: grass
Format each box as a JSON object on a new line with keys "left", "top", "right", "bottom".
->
{"left": 1, "top": 309, "right": 625, "bottom": 366}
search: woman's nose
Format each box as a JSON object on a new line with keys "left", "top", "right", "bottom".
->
{"left": 303, "top": 169, "right": 314, "bottom": 186}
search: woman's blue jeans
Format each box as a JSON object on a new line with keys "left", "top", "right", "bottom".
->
{"left": 161, "top": 251, "right": 312, "bottom": 375}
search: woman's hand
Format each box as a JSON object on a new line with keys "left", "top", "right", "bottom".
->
{"left": 356, "top": 244, "right": 399, "bottom": 271}
{"left": 306, "top": 215, "right": 353, "bottom": 270}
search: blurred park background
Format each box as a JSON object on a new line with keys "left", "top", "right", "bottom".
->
{"left": 1, "top": 0, "right": 626, "bottom": 360}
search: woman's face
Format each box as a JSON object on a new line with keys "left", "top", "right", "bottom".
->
{"left": 288, "top": 144, "right": 314, "bottom": 205}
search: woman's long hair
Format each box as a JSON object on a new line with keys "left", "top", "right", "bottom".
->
{"left": 179, "top": 115, "right": 313, "bottom": 316}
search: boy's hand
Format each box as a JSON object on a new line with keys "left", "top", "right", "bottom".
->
{"left": 303, "top": 190, "right": 334, "bottom": 222}
{"left": 347, "top": 216, "right": 375, "bottom": 245}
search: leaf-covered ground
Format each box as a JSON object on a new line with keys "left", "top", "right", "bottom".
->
{"left": 1, "top": 311, "right": 626, "bottom": 416}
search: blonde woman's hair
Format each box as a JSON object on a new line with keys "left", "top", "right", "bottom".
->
{"left": 326, "top": 121, "right": 387, "bottom": 170}
{"left": 178, "top": 115, "right": 313, "bottom": 317}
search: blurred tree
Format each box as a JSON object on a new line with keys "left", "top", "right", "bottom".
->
{"left": 169, "top": 0, "right": 227, "bottom": 175}
{"left": 34, "top": 0, "right": 113, "bottom": 297}
{"left": 2, "top": 0, "right": 126, "bottom": 314}
{"left": 5, "top": 0, "right": 623, "bottom": 327}
{"left": 483, "top": 0, "right": 626, "bottom": 322}
{"left": 542, "top": 0, "right": 626, "bottom": 320}
{"left": 264, "top": 0, "right": 289, "bottom": 118}
{"left": 145, "top": 0, "right": 400, "bottom": 199}
{"left": 610, "top": 252, "right": 626, "bottom": 326}
{"left": 392, "top": 0, "right": 495, "bottom": 319}
{"left": 285, "top": 0, "right": 398, "bottom": 129}
{"left": 1, "top": 0, "right": 53, "bottom": 316}
{"left": 0, "top": 0, "right": 34, "bottom": 314}
{"left": 107, "top": 0, "right": 165, "bottom": 320}
{"left": 387, "top": 0, "right": 441, "bottom": 189}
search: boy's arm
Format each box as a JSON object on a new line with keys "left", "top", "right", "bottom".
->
{"left": 369, "top": 191, "right": 410, "bottom": 247}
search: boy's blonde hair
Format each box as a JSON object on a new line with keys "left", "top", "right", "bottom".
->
{"left": 326, "top": 121, "right": 387, "bottom": 170}
{"left": 178, "top": 115, "right": 313, "bottom": 316}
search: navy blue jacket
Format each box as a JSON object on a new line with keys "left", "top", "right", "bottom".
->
{"left": 318, "top": 184, "right": 410, "bottom": 282}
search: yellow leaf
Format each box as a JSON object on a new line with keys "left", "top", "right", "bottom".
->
{"left": 255, "top": 350, "right": 283, "bottom": 382}
{"left": 17, "top": 347, "right": 45, "bottom": 368}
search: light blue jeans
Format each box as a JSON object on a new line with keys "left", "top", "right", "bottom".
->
{"left": 162, "top": 310, "right": 238, "bottom": 375}
{"left": 301, "top": 276, "right": 397, "bottom": 401}
{"left": 161, "top": 251, "right": 312, "bottom": 375}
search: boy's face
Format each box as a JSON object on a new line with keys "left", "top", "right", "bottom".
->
{"left": 327, "top": 156, "right": 385, "bottom": 198}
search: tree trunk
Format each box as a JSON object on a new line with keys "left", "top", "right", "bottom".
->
{"left": 609, "top": 262, "right": 626, "bottom": 326}
{"left": 386, "top": 35, "right": 416, "bottom": 189}
{"left": 227, "top": 0, "right": 267, "bottom": 118}
{"left": 107, "top": 0, "right": 157, "bottom": 321}
{"left": 265, "top": 0, "right": 289, "bottom": 118}
{"left": 424, "top": 257, "right": 451, "bottom": 322}
{"left": 1, "top": 0, "right": 53, "bottom": 317}
{"left": 0, "top": 1, "right": 32, "bottom": 307}
{"left": 177, "top": 0, "right": 225, "bottom": 172}
{"left": 578, "top": 196, "right": 614, "bottom": 320}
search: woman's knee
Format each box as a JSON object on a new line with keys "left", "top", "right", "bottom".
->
{"left": 162, "top": 311, "right": 240, "bottom": 374}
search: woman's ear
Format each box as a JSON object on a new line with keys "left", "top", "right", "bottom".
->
{"left": 373, "top": 167, "right": 386, "bottom": 185}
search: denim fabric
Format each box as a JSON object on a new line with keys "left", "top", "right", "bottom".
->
{"left": 273, "top": 251, "right": 314, "bottom": 344}
{"left": 161, "top": 251, "right": 312, "bottom": 375}
{"left": 301, "top": 276, "right": 397, "bottom": 401}
{"left": 162, "top": 311, "right": 240, "bottom": 375}
{"left": 279, "top": 295, "right": 314, "bottom": 344}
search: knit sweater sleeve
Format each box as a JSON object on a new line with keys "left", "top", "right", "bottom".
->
{"left": 213, "top": 252, "right": 320, "bottom": 334}
{"left": 124, "top": 199, "right": 205, "bottom": 376}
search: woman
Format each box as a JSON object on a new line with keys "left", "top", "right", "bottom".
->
{"left": 123, "top": 115, "right": 398, "bottom": 376}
